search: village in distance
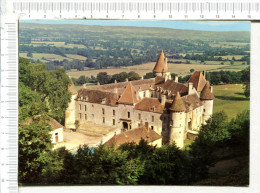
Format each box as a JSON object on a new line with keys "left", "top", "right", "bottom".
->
{"left": 18, "top": 20, "right": 250, "bottom": 186}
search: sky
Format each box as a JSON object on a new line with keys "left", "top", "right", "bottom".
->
{"left": 20, "top": 20, "right": 250, "bottom": 31}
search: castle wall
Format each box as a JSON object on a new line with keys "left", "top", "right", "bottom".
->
{"left": 76, "top": 101, "right": 120, "bottom": 128}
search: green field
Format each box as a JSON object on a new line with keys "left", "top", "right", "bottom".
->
{"left": 213, "top": 84, "right": 250, "bottom": 120}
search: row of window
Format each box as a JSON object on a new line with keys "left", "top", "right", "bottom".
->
{"left": 78, "top": 113, "right": 116, "bottom": 125}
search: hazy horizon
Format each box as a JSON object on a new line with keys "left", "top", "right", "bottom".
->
{"left": 20, "top": 20, "right": 250, "bottom": 32}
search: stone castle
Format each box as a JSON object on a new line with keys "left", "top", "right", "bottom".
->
{"left": 65, "top": 50, "right": 214, "bottom": 148}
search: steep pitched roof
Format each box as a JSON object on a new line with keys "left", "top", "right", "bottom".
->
{"left": 182, "top": 93, "right": 203, "bottom": 113}
{"left": 153, "top": 50, "right": 169, "bottom": 73}
{"left": 155, "top": 79, "right": 188, "bottom": 96}
{"left": 85, "top": 78, "right": 155, "bottom": 96}
{"left": 105, "top": 126, "right": 162, "bottom": 148}
{"left": 134, "top": 98, "right": 165, "bottom": 114}
{"left": 68, "top": 83, "right": 77, "bottom": 95}
{"left": 187, "top": 71, "right": 207, "bottom": 92}
{"left": 169, "top": 92, "right": 186, "bottom": 112}
{"left": 200, "top": 82, "right": 215, "bottom": 100}
{"left": 118, "top": 82, "right": 139, "bottom": 104}
{"left": 77, "top": 89, "right": 118, "bottom": 106}
{"left": 23, "top": 115, "right": 64, "bottom": 130}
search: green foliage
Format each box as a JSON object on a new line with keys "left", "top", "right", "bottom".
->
{"left": 19, "top": 115, "right": 53, "bottom": 183}
{"left": 143, "top": 72, "right": 155, "bottom": 79}
{"left": 74, "top": 145, "right": 145, "bottom": 185}
{"left": 189, "top": 112, "right": 230, "bottom": 180}
{"left": 19, "top": 57, "right": 71, "bottom": 123}
{"left": 241, "top": 67, "right": 250, "bottom": 97}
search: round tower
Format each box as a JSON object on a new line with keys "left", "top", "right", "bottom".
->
{"left": 168, "top": 92, "right": 186, "bottom": 148}
{"left": 200, "top": 82, "right": 215, "bottom": 124}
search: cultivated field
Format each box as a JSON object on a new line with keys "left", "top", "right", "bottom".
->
{"left": 213, "top": 84, "right": 250, "bottom": 120}
{"left": 67, "top": 61, "right": 248, "bottom": 78}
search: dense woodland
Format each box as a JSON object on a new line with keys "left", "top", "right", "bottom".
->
{"left": 19, "top": 23, "right": 250, "bottom": 71}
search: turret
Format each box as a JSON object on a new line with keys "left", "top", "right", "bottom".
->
{"left": 153, "top": 50, "right": 171, "bottom": 80}
{"left": 65, "top": 83, "right": 78, "bottom": 129}
{"left": 200, "top": 82, "right": 214, "bottom": 124}
{"left": 168, "top": 92, "right": 186, "bottom": 148}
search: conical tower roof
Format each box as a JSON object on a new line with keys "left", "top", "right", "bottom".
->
{"left": 169, "top": 92, "right": 186, "bottom": 112}
{"left": 153, "top": 50, "right": 169, "bottom": 73}
{"left": 118, "top": 82, "right": 139, "bottom": 104}
{"left": 200, "top": 82, "right": 214, "bottom": 100}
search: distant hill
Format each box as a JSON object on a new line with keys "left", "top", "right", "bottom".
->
{"left": 19, "top": 23, "right": 250, "bottom": 71}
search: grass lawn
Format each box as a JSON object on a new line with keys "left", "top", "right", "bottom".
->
{"left": 213, "top": 84, "right": 250, "bottom": 120}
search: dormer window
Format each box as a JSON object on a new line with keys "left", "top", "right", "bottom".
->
{"left": 84, "top": 96, "right": 88, "bottom": 101}
{"left": 151, "top": 106, "right": 155, "bottom": 112}
{"left": 77, "top": 96, "right": 81, "bottom": 101}
{"left": 102, "top": 98, "right": 106, "bottom": 104}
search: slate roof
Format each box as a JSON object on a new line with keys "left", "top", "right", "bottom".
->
{"left": 77, "top": 89, "right": 118, "bottom": 106}
{"left": 200, "top": 82, "right": 215, "bottom": 100}
{"left": 118, "top": 82, "right": 139, "bottom": 104}
{"left": 153, "top": 50, "right": 169, "bottom": 73}
{"left": 105, "top": 126, "right": 162, "bottom": 148}
{"left": 187, "top": 71, "right": 207, "bottom": 92}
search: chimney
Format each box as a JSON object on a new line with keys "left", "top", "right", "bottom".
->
{"left": 145, "top": 122, "right": 149, "bottom": 130}
{"left": 125, "top": 78, "right": 128, "bottom": 82}
{"left": 188, "top": 82, "right": 193, "bottom": 95}
{"left": 175, "top": 76, "right": 178, "bottom": 83}
{"left": 161, "top": 94, "right": 166, "bottom": 105}
{"left": 114, "top": 79, "right": 117, "bottom": 83}
{"left": 83, "top": 84, "right": 86, "bottom": 88}
{"left": 210, "top": 85, "right": 213, "bottom": 93}
{"left": 203, "top": 71, "right": 206, "bottom": 79}
{"left": 97, "top": 82, "right": 100, "bottom": 85}
{"left": 165, "top": 57, "right": 168, "bottom": 65}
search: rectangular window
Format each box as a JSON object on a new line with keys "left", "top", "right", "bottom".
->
{"left": 85, "top": 105, "right": 87, "bottom": 111}
{"left": 138, "top": 113, "right": 141, "bottom": 120}
{"left": 128, "top": 112, "right": 130, "bottom": 118}
{"left": 79, "top": 113, "right": 81, "bottom": 119}
{"left": 152, "top": 116, "right": 154, "bottom": 122}
{"left": 85, "top": 114, "right": 87, "bottom": 120}
{"left": 92, "top": 114, "right": 94, "bottom": 118}
{"left": 113, "top": 109, "right": 115, "bottom": 116}
{"left": 151, "top": 126, "right": 154, "bottom": 130}
{"left": 79, "top": 104, "right": 81, "bottom": 110}
{"left": 171, "top": 120, "right": 173, "bottom": 126}
{"left": 102, "top": 108, "right": 105, "bottom": 115}
{"left": 138, "top": 123, "right": 140, "bottom": 127}
{"left": 113, "top": 119, "right": 115, "bottom": 125}
{"left": 103, "top": 117, "right": 105, "bottom": 124}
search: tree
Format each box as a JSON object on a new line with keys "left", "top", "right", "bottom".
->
{"left": 190, "top": 68, "right": 195, "bottom": 73}
{"left": 189, "top": 112, "right": 230, "bottom": 181}
{"left": 96, "top": 72, "right": 111, "bottom": 85}
{"left": 19, "top": 115, "right": 53, "bottom": 183}
{"left": 143, "top": 72, "right": 155, "bottom": 79}
{"left": 241, "top": 67, "right": 250, "bottom": 97}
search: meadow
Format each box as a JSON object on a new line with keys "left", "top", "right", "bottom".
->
{"left": 213, "top": 84, "right": 250, "bottom": 120}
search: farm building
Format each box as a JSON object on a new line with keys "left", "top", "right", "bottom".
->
{"left": 65, "top": 50, "right": 214, "bottom": 148}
